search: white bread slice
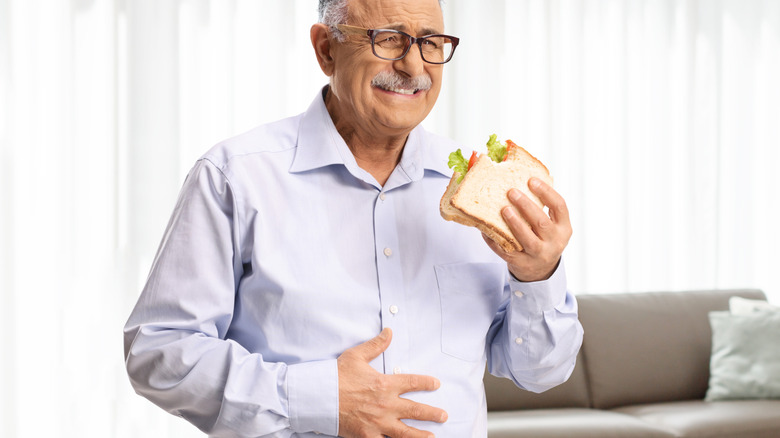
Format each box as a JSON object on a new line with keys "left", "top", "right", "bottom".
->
{"left": 440, "top": 145, "right": 553, "bottom": 252}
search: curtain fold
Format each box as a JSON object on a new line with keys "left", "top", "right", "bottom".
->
{"left": 1, "top": 1, "right": 778, "bottom": 437}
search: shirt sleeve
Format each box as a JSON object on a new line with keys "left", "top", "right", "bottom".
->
{"left": 486, "top": 259, "right": 584, "bottom": 393}
{"left": 123, "top": 159, "right": 339, "bottom": 437}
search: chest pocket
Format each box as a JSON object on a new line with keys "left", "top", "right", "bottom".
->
{"left": 434, "top": 262, "right": 507, "bottom": 362}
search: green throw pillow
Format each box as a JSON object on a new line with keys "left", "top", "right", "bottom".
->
{"left": 705, "top": 310, "right": 780, "bottom": 401}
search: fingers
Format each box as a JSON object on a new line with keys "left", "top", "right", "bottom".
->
{"left": 504, "top": 179, "right": 571, "bottom": 243}
{"left": 394, "top": 373, "right": 441, "bottom": 393}
{"left": 503, "top": 189, "right": 552, "bottom": 251}
{"left": 501, "top": 203, "right": 537, "bottom": 245}
{"left": 399, "top": 399, "right": 448, "bottom": 424}
{"left": 337, "top": 333, "right": 448, "bottom": 438}
{"left": 382, "top": 399, "right": 447, "bottom": 438}
{"left": 528, "top": 178, "right": 570, "bottom": 226}
{"left": 492, "top": 179, "right": 572, "bottom": 282}
{"left": 349, "top": 328, "right": 393, "bottom": 362}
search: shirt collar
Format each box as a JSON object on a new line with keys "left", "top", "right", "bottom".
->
{"left": 289, "top": 87, "right": 354, "bottom": 174}
{"left": 290, "top": 86, "right": 455, "bottom": 182}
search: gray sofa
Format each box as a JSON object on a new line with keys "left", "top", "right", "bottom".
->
{"left": 485, "top": 289, "right": 780, "bottom": 438}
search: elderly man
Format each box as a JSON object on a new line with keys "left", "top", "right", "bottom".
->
{"left": 123, "top": 0, "right": 583, "bottom": 437}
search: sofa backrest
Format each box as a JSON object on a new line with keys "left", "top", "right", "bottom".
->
{"left": 483, "top": 288, "right": 767, "bottom": 411}
{"left": 578, "top": 288, "right": 766, "bottom": 409}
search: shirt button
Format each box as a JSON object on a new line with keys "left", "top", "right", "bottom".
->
{"left": 379, "top": 192, "right": 386, "bottom": 201}
{"left": 383, "top": 247, "right": 393, "bottom": 257}
{"left": 393, "top": 366, "right": 402, "bottom": 374}
{"left": 389, "top": 305, "right": 399, "bottom": 315}
{"left": 514, "top": 291, "right": 525, "bottom": 298}
{"left": 515, "top": 337, "right": 524, "bottom": 345}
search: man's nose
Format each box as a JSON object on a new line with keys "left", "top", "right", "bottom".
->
{"left": 392, "top": 43, "right": 426, "bottom": 77}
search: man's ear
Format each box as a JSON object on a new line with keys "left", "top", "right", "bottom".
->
{"left": 311, "top": 23, "right": 335, "bottom": 76}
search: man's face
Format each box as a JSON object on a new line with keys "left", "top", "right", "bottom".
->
{"left": 326, "top": 0, "right": 445, "bottom": 137}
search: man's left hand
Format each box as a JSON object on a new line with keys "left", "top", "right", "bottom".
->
{"left": 483, "top": 177, "right": 572, "bottom": 282}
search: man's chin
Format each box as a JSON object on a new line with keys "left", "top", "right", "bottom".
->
{"left": 368, "top": 88, "right": 439, "bottom": 133}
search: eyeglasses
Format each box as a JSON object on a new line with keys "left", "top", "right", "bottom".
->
{"left": 335, "top": 24, "right": 460, "bottom": 65}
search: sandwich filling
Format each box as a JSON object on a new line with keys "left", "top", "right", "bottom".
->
{"left": 447, "top": 134, "right": 517, "bottom": 182}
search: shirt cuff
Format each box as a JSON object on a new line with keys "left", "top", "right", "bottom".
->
{"left": 286, "top": 359, "right": 339, "bottom": 435}
{"left": 508, "top": 258, "right": 568, "bottom": 312}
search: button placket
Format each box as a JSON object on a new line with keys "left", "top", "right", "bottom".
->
{"left": 373, "top": 188, "right": 409, "bottom": 376}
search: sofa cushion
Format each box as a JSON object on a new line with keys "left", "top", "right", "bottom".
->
{"left": 705, "top": 310, "right": 780, "bottom": 401}
{"left": 729, "top": 296, "right": 780, "bottom": 314}
{"left": 484, "top": 349, "right": 590, "bottom": 411}
{"left": 487, "top": 408, "right": 676, "bottom": 438}
{"left": 614, "top": 400, "right": 780, "bottom": 438}
{"left": 577, "top": 289, "right": 766, "bottom": 409}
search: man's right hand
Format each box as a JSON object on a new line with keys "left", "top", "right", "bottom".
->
{"left": 337, "top": 328, "right": 448, "bottom": 438}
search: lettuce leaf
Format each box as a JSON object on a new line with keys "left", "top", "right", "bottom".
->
{"left": 447, "top": 149, "right": 469, "bottom": 182}
{"left": 448, "top": 135, "right": 508, "bottom": 183}
{"left": 486, "top": 134, "right": 507, "bottom": 163}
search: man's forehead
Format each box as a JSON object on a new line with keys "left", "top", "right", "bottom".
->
{"left": 348, "top": 0, "right": 444, "bottom": 31}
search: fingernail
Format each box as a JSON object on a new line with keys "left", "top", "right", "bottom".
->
{"left": 502, "top": 206, "right": 517, "bottom": 220}
{"left": 440, "top": 411, "right": 448, "bottom": 422}
{"left": 379, "top": 328, "right": 389, "bottom": 340}
{"left": 508, "top": 188, "right": 522, "bottom": 202}
{"left": 529, "top": 178, "right": 542, "bottom": 189}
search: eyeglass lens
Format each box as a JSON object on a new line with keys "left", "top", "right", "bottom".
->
{"left": 372, "top": 30, "right": 455, "bottom": 63}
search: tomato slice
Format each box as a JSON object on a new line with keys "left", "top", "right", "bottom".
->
{"left": 506, "top": 139, "right": 518, "bottom": 158}
{"left": 467, "top": 151, "right": 478, "bottom": 170}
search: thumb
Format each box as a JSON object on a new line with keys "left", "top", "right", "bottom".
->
{"left": 352, "top": 328, "right": 392, "bottom": 362}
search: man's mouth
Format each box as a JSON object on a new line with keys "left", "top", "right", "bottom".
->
{"left": 371, "top": 71, "right": 431, "bottom": 96}
{"left": 377, "top": 85, "right": 420, "bottom": 95}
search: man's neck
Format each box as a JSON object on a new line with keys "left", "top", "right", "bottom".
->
{"left": 342, "top": 131, "right": 406, "bottom": 186}
{"left": 324, "top": 88, "right": 410, "bottom": 186}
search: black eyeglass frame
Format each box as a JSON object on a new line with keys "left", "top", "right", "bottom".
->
{"left": 335, "top": 24, "right": 460, "bottom": 65}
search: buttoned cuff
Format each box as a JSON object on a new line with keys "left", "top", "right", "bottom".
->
{"left": 508, "top": 259, "right": 568, "bottom": 312}
{"left": 287, "top": 359, "right": 339, "bottom": 435}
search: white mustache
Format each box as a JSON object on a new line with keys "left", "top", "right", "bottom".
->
{"left": 371, "top": 70, "right": 432, "bottom": 92}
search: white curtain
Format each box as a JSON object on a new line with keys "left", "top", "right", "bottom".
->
{"left": 435, "top": 0, "right": 780, "bottom": 297}
{"left": 1, "top": 0, "right": 777, "bottom": 437}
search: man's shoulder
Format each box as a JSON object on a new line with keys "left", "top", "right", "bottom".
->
{"left": 201, "top": 113, "right": 304, "bottom": 170}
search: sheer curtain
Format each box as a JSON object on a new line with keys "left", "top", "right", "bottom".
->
{"left": 1, "top": 0, "right": 777, "bottom": 437}
{"left": 436, "top": 0, "right": 780, "bottom": 297}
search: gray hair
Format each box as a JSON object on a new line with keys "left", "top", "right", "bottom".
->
{"left": 318, "top": 0, "right": 445, "bottom": 40}
{"left": 318, "top": 0, "right": 349, "bottom": 27}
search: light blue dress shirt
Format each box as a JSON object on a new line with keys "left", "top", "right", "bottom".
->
{"left": 124, "top": 88, "right": 583, "bottom": 438}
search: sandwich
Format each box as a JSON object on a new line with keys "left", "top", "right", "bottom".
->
{"left": 439, "top": 134, "right": 553, "bottom": 252}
